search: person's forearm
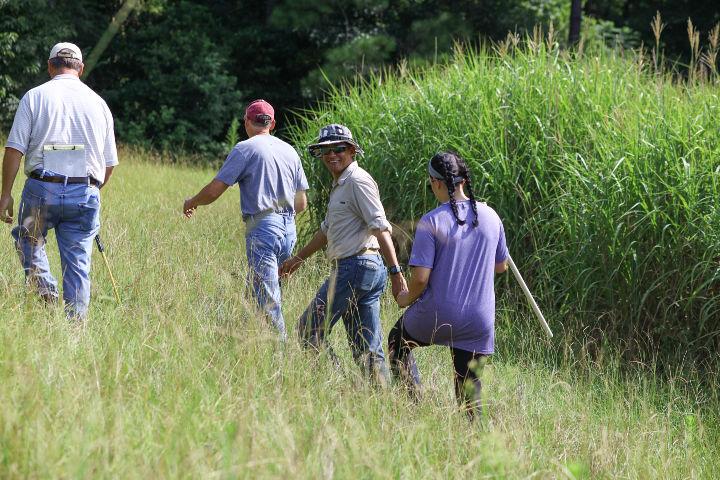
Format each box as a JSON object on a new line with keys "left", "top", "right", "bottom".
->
{"left": 294, "top": 190, "right": 307, "bottom": 214}
{"left": 190, "top": 183, "right": 223, "bottom": 207}
{"left": 101, "top": 166, "right": 115, "bottom": 189}
{"left": 294, "top": 230, "right": 327, "bottom": 260}
{"left": 495, "top": 260, "right": 508, "bottom": 273}
{"left": 2, "top": 147, "right": 22, "bottom": 197}
{"left": 373, "top": 229, "right": 400, "bottom": 266}
{"left": 374, "top": 228, "right": 408, "bottom": 299}
{"left": 401, "top": 268, "right": 429, "bottom": 305}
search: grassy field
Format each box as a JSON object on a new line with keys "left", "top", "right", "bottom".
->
{"left": 0, "top": 151, "right": 718, "bottom": 478}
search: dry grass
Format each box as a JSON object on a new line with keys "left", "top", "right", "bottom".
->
{"left": 0, "top": 154, "right": 717, "bottom": 478}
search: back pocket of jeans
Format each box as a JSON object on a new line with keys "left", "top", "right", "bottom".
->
{"left": 356, "top": 259, "right": 382, "bottom": 291}
{"left": 78, "top": 193, "right": 100, "bottom": 230}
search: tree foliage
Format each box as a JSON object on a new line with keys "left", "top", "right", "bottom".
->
{"left": 587, "top": 0, "right": 720, "bottom": 63}
{"left": 1, "top": 0, "right": 718, "bottom": 153}
{"left": 94, "top": 1, "right": 240, "bottom": 153}
{"left": 0, "top": 0, "right": 74, "bottom": 123}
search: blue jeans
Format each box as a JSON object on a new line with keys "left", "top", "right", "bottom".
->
{"left": 297, "top": 254, "right": 390, "bottom": 385}
{"left": 11, "top": 176, "right": 100, "bottom": 319}
{"left": 245, "top": 212, "right": 296, "bottom": 339}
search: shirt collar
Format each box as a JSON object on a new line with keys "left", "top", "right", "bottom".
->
{"left": 333, "top": 161, "right": 358, "bottom": 187}
{"left": 51, "top": 74, "right": 81, "bottom": 81}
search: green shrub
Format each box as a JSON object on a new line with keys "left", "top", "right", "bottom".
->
{"left": 99, "top": 1, "right": 241, "bottom": 155}
{"left": 287, "top": 41, "right": 720, "bottom": 362}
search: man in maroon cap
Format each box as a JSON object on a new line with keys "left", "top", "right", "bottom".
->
{"left": 183, "top": 99, "right": 309, "bottom": 339}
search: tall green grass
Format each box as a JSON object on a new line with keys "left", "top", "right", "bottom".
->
{"left": 1, "top": 153, "right": 718, "bottom": 477}
{"left": 287, "top": 41, "right": 720, "bottom": 365}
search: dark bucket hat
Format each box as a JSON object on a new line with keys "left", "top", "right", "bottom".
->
{"left": 308, "top": 124, "right": 364, "bottom": 157}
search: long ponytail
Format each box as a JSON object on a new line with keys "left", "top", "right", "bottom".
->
{"left": 463, "top": 172, "right": 479, "bottom": 227}
{"left": 440, "top": 156, "right": 465, "bottom": 226}
{"left": 429, "top": 151, "right": 478, "bottom": 227}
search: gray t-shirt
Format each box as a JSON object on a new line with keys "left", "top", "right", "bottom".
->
{"left": 215, "top": 134, "right": 309, "bottom": 217}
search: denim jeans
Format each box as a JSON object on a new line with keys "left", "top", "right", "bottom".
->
{"left": 11, "top": 176, "right": 100, "bottom": 319}
{"left": 245, "top": 212, "right": 296, "bottom": 339}
{"left": 297, "top": 253, "right": 390, "bottom": 385}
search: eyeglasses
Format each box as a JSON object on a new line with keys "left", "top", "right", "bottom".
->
{"left": 311, "top": 145, "right": 349, "bottom": 157}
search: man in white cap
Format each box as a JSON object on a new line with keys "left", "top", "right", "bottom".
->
{"left": 0, "top": 42, "right": 119, "bottom": 320}
{"left": 280, "top": 124, "right": 407, "bottom": 385}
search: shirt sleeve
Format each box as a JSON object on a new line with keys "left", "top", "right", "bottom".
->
{"left": 408, "top": 215, "right": 435, "bottom": 269}
{"left": 6, "top": 94, "right": 33, "bottom": 155}
{"left": 103, "top": 104, "right": 119, "bottom": 167}
{"left": 215, "top": 147, "right": 246, "bottom": 186}
{"left": 496, "top": 221, "right": 509, "bottom": 263}
{"left": 351, "top": 176, "right": 392, "bottom": 233}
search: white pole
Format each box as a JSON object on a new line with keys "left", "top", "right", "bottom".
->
{"left": 507, "top": 255, "right": 553, "bottom": 338}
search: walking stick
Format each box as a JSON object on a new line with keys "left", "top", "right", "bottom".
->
{"left": 507, "top": 254, "right": 553, "bottom": 338}
{"left": 95, "top": 234, "right": 121, "bottom": 304}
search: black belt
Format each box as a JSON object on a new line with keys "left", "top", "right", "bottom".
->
{"left": 30, "top": 171, "right": 100, "bottom": 186}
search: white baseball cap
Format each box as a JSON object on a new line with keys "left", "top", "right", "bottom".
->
{"left": 48, "top": 42, "right": 83, "bottom": 62}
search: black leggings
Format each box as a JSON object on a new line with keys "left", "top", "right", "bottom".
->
{"left": 387, "top": 317, "right": 487, "bottom": 418}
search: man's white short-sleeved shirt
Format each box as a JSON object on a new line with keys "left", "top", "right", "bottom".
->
{"left": 6, "top": 74, "right": 119, "bottom": 183}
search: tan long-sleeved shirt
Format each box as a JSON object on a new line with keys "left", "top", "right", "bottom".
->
{"left": 321, "top": 161, "right": 392, "bottom": 260}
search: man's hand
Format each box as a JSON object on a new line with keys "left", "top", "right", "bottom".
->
{"left": 280, "top": 230, "right": 327, "bottom": 278}
{"left": 183, "top": 198, "right": 197, "bottom": 218}
{"left": 183, "top": 180, "right": 229, "bottom": 219}
{"left": 396, "top": 290, "right": 412, "bottom": 308}
{"left": 390, "top": 272, "right": 408, "bottom": 300}
{"left": 279, "top": 255, "right": 304, "bottom": 278}
{"left": 0, "top": 195, "right": 14, "bottom": 224}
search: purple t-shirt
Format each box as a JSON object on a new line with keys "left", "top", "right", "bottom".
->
{"left": 402, "top": 201, "right": 508, "bottom": 354}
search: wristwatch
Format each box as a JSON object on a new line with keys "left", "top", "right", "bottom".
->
{"left": 388, "top": 264, "right": 404, "bottom": 275}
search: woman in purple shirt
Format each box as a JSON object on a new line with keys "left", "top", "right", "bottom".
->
{"left": 391, "top": 151, "right": 509, "bottom": 419}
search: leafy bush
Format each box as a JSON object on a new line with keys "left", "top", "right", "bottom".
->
{"left": 0, "top": 0, "right": 80, "bottom": 126}
{"left": 97, "top": 1, "right": 241, "bottom": 155}
{"left": 287, "top": 41, "right": 720, "bottom": 361}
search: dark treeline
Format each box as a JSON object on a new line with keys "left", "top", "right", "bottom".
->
{"left": 1, "top": 0, "right": 718, "bottom": 155}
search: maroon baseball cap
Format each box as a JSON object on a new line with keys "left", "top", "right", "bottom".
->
{"left": 244, "top": 99, "right": 274, "bottom": 125}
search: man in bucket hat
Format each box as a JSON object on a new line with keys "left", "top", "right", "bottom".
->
{"left": 280, "top": 124, "right": 407, "bottom": 385}
{"left": 1, "top": 42, "right": 118, "bottom": 320}
{"left": 183, "top": 99, "right": 309, "bottom": 340}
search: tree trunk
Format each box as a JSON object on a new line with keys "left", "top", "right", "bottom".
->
{"left": 568, "top": 0, "right": 583, "bottom": 46}
{"left": 82, "top": 0, "right": 140, "bottom": 80}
